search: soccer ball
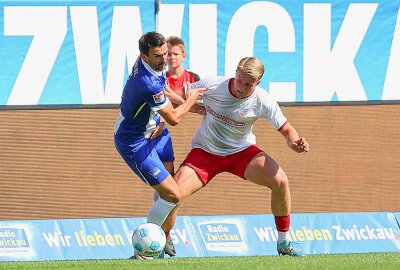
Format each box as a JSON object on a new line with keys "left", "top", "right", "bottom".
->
{"left": 132, "top": 223, "right": 166, "bottom": 259}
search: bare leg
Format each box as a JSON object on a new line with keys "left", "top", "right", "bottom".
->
{"left": 243, "top": 152, "right": 291, "bottom": 217}
{"left": 162, "top": 165, "right": 204, "bottom": 232}
{"left": 244, "top": 152, "right": 302, "bottom": 256}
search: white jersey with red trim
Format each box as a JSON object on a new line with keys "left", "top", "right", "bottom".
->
{"left": 190, "top": 76, "right": 287, "bottom": 156}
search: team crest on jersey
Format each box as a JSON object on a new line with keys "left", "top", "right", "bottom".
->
{"left": 149, "top": 167, "right": 161, "bottom": 179}
{"left": 153, "top": 92, "right": 165, "bottom": 104}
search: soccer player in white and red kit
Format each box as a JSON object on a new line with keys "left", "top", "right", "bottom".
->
{"left": 163, "top": 57, "right": 309, "bottom": 256}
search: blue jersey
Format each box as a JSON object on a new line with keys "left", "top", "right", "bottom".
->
{"left": 114, "top": 57, "right": 169, "bottom": 141}
{"left": 114, "top": 57, "right": 174, "bottom": 186}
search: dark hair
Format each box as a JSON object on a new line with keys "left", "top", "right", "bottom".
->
{"left": 138, "top": 32, "right": 166, "bottom": 55}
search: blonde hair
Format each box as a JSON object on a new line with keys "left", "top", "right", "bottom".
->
{"left": 237, "top": 57, "right": 264, "bottom": 81}
{"left": 167, "top": 36, "right": 185, "bottom": 53}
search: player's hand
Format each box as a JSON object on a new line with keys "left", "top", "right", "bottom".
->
{"left": 185, "top": 82, "right": 205, "bottom": 100}
{"left": 189, "top": 104, "right": 206, "bottom": 115}
{"left": 149, "top": 121, "right": 165, "bottom": 139}
{"left": 291, "top": 138, "right": 309, "bottom": 153}
{"left": 165, "top": 85, "right": 185, "bottom": 105}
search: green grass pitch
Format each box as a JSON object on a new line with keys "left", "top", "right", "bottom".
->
{"left": 1, "top": 253, "right": 399, "bottom": 270}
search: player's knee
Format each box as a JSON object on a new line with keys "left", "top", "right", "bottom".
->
{"left": 163, "top": 188, "right": 181, "bottom": 204}
{"left": 272, "top": 174, "right": 289, "bottom": 191}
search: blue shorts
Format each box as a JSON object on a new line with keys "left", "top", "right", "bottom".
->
{"left": 114, "top": 128, "right": 175, "bottom": 186}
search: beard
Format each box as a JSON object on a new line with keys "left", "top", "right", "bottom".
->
{"left": 154, "top": 62, "right": 166, "bottom": 72}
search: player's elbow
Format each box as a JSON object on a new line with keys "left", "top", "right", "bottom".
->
{"left": 169, "top": 121, "right": 179, "bottom": 126}
{"left": 164, "top": 117, "right": 180, "bottom": 126}
{"left": 161, "top": 109, "right": 183, "bottom": 126}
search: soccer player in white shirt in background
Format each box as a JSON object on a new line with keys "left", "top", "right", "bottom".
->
{"left": 163, "top": 56, "right": 310, "bottom": 256}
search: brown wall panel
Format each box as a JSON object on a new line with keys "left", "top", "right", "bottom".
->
{"left": 0, "top": 105, "right": 399, "bottom": 220}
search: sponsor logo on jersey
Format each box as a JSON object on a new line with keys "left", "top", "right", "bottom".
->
{"left": 149, "top": 167, "right": 161, "bottom": 179}
{"left": 153, "top": 92, "right": 165, "bottom": 104}
{"left": 205, "top": 105, "right": 245, "bottom": 127}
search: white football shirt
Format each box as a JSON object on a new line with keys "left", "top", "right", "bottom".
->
{"left": 190, "top": 76, "right": 287, "bottom": 156}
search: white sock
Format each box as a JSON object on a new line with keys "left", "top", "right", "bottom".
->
{"left": 147, "top": 197, "right": 176, "bottom": 226}
{"left": 277, "top": 231, "right": 288, "bottom": 243}
{"left": 153, "top": 190, "right": 160, "bottom": 202}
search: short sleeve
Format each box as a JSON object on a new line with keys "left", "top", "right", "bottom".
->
{"left": 141, "top": 77, "right": 169, "bottom": 112}
{"left": 258, "top": 89, "right": 287, "bottom": 129}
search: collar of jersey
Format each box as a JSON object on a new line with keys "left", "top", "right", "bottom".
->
{"left": 141, "top": 58, "right": 165, "bottom": 77}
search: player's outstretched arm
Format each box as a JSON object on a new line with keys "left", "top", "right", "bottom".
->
{"left": 158, "top": 84, "right": 205, "bottom": 126}
{"left": 164, "top": 85, "right": 185, "bottom": 106}
{"left": 165, "top": 84, "right": 205, "bottom": 115}
{"left": 279, "top": 122, "right": 310, "bottom": 153}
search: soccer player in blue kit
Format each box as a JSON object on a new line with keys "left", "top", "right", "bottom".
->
{"left": 114, "top": 32, "right": 204, "bottom": 259}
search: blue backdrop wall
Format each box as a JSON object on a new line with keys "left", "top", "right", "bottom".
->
{"left": 1, "top": 0, "right": 400, "bottom": 105}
